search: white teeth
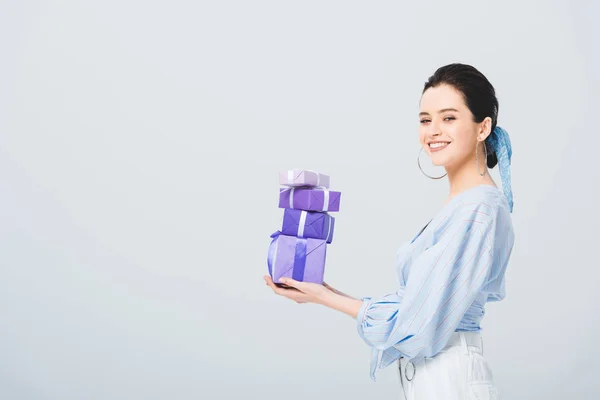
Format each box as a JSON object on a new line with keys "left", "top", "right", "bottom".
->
{"left": 430, "top": 142, "right": 450, "bottom": 148}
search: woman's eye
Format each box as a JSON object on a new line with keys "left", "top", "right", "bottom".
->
{"left": 444, "top": 116, "right": 456, "bottom": 121}
{"left": 420, "top": 119, "right": 430, "bottom": 124}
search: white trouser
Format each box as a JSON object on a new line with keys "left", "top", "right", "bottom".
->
{"left": 398, "top": 331, "right": 499, "bottom": 400}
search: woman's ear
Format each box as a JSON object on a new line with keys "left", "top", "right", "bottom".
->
{"left": 478, "top": 117, "right": 493, "bottom": 141}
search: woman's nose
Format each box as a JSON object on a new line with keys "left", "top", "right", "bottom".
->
{"left": 427, "top": 125, "right": 442, "bottom": 137}
{"left": 424, "top": 120, "right": 441, "bottom": 136}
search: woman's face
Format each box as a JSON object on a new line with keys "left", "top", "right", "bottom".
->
{"left": 418, "top": 84, "right": 488, "bottom": 168}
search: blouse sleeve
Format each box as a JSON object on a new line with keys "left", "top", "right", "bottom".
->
{"left": 356, "top": 199, "right": 506, "bottom": 377}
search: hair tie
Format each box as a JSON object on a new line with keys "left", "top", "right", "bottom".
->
{"left": 487, "top": 126, "right": 514, "bottom": 213}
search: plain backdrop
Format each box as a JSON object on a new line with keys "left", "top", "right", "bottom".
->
{"left": 1, "top": 1, "right": 599, "bottom": 399}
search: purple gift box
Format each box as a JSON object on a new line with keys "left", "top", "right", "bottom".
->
{"left": 267, "top": 231, "right": 327, "bottom": 284}
{"left": 279, "top": 169, "right": 330, "bottom": 189}
{"left": 281, "top": 209, "right": 335, "bottom": 243}
{"left": 279, "top": 187, "right": 341, "bottom": 212}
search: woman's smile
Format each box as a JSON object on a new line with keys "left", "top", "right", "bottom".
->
{"left": 429, "top": 141, "right": 451, "bottom": 152}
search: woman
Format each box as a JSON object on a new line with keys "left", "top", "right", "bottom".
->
{"left": 264, "top": 63, "right": 515, "bottom": 400}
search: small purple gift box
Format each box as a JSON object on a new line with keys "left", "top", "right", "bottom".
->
{"left": 279, "top": 187, "right": 341, "bottom": 212}
{"left": 279, "top": 169, "right": 330, "bottom": 188}
{"left": 267, "top": 231, "right": 327, "bottom": 284}
{"left": 281, "top": 209, "right": 335, "bottom": 243}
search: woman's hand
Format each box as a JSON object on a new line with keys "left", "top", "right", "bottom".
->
{"left": 264, "top": 275, "right": 364, "bottom": 319}
{"left": 264, "top": 275, "right": 333, "bottom": 305}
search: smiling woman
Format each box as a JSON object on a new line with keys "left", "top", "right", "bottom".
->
{"left": 265, "top": 63, "right": 515, "bottom": 400}
{"left": 417, "top": 65, "right": 505, "bottom": 186}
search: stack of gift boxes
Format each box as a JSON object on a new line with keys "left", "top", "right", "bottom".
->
{"left": 267, "top": 169, "right": 342, "bottom": 285}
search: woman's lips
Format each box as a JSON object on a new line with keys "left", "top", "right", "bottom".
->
{"left": 429, "top": 142, "right": 450, "bottom": 153}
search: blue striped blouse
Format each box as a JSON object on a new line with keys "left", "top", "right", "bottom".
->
{"left": 356, "top": 185, "right": 515, "bottom": 381}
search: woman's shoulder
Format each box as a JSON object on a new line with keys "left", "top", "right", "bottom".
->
{"left": 436, "top": 185, "right": 511, "bottom": 232}
{"left": 398, "top": 185, "right": 512, "bottom": 255}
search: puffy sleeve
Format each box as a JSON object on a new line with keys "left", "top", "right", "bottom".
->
{"left": 356, "top": 199, "right": 508, "bottom": 380}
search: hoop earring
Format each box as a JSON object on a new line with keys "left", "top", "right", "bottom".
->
{"left": 476, "top": 140, "right": 488, "bottom": 176}
{"left": 417, "top": 147, "right": 447, "bottom": 179}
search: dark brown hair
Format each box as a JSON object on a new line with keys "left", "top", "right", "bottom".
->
{"left": 423, "top": 63, "right": 499, "bottom": 168}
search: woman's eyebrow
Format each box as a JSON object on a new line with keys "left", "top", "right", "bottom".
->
{"left": 419, "top": 108, "right": 460, "bottom": 117}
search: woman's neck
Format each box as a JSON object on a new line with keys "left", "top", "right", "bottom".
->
{"left": 444, "top": 161, "right": 497, "bottom": 203}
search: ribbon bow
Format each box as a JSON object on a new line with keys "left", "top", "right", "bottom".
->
{"left": 487, "top": 125, "right": 514, "bottom": 213}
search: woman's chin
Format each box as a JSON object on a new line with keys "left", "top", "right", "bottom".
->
{"left": 425, "top": 150, "right": 453, "bottom": 168}
{"left": 430, "top": 159, "right": 448, "bottom": 167}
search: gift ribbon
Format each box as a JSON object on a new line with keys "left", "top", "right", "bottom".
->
{"left": 287, "top": 169, "right": 322, "bottom": 187}
{"left": 325, "top": 214, "right": 333, "bottom": 242}
{"left": 283, "top": 187, "right": 331, "bottom": 211}
{"left": 267, "top": 231, "right": 280, "bottom": 278}
{"left": 322, "top": 189, "right": 329, "bottom": 212}
{"left": 292, "top": 236, "right": 307, "bottom": 281}
{"left": 297, "top": 211, "right": 307, "bottom": 237}
{"left": 267, "top": 231, "right": 307, "bottom": 282}
{"left": 296, "top": 211, "right": 333, "bottom": 242}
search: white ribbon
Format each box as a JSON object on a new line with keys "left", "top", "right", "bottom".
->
{"left": 297, "top": 211, "right": 307, "bottom": 237}
{"left": 272, "top": 237, "right": 279, "bottom": 281}
{"left": 322, "top": 188, "right": 329, "bottom": 211}
{"left": 286, "top": 169, "right": 323, "bottom": 187}
{"left": 312, "top": 170, "right": 321, "bottom": 187}
{"left": 325, "top": 214, "right": 333, "bottom": 242}
{"left": 281, "top": 186, "right": 329, "bottom": 211}
{"left": 289, "top": 188, "right": 294, "bottom": 208}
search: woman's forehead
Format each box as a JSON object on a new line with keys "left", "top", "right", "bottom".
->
{"left": 420, "top": 84, "right": 465, "bottom": 111}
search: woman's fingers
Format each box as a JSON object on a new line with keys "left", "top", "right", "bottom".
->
{"left": 265, "top": 275, "right": 303, "bottom": 291}
{"left": 264, "top": 275, "right": 308, "bottom": 303}
{"left": 279, "top": 277, "right": 302, "bottom": 289}
{"left": 264, "top": 276, "right": 282, "bottom": 292}
{"left": 264, "top": 275, "right": 298, "bottom": 294}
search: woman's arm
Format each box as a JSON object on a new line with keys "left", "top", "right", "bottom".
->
{"left": 322, "top": 282, "right": 358, "bottom": 300}
{"left": 319, "top": 290, "right": 364, "bottom": 319}
{"left": 265, "top": 275, "right": 363, "bottom": 319}
{"left": 356, "top": 201, "right": 503, "bottom": 359}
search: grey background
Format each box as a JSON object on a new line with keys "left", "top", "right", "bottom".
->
{"left": 1, "top": 1, "right": 598, "bottom": 399}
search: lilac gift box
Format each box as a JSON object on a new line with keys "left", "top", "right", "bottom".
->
{"left": 279, "top": 169, "right": 330, "bottom": 189}
{"left": 281, "top": 209, "right": 335, "bottom": 243}
{"left": 267, "top": 231, "right": 327, "bottom": 284}
{"left": 279, "top": 187, "right": 341, "bottom": 212}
